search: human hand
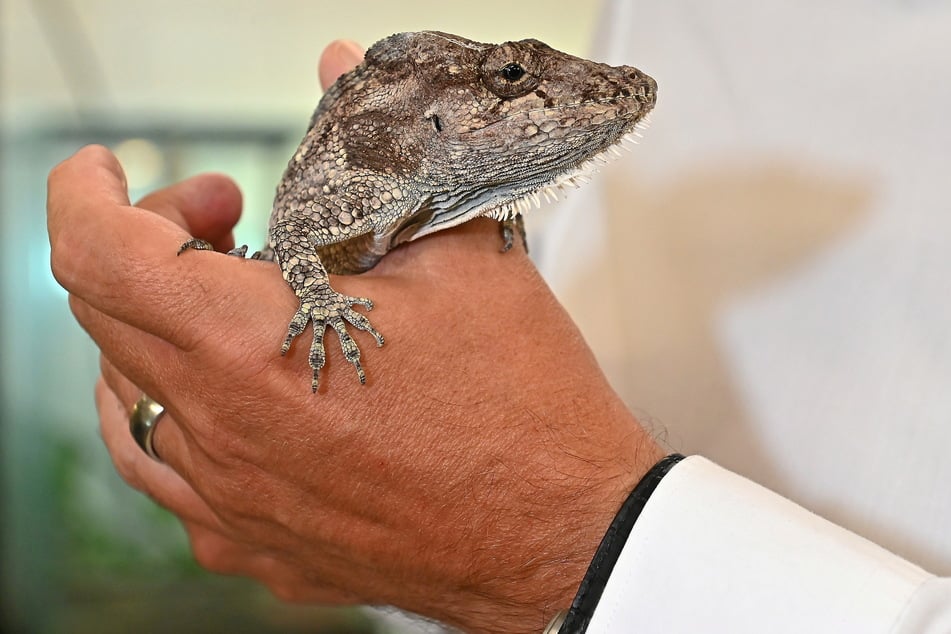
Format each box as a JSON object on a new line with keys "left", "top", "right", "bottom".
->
{"left": 47, "top": 40, "right": 663, "bottom": 633}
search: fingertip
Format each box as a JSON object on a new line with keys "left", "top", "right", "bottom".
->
{"left": 182, "top": 173, "right": 244, "bottom": 232}
{"left": 318, "top": 39, "right": 364, "bottom": 90}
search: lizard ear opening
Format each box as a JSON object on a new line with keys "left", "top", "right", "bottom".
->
{"left": 428, "top": 113, "right": 443, "bottom": 133}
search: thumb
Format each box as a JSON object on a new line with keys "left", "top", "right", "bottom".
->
{"left": 318, "top": 40, "right": 364, "bottom": 91}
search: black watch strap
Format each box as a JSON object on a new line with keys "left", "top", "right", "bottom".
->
{"left": 559, "top": 453, "right": 686, "bottom": 634}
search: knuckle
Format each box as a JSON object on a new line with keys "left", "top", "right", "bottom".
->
{"left": 48, "top": 232, "right": 79, "bottom": 291}
{"left": 114, "top": 452, "right": 144, "bottom": 491}
{"left": 189, "top": 531, "right": 228, "bottom": 572}
{"left": 267, "top": 582, "right": 307, "bottom": 604}
{"left": 104, "top": 439, "right": 147, "bottom": 492}
{"left": 93, "top": 379, "right": 146, "bottom": 490}
{"left": 188, "top": 468, "right": 258, "bottom": 527}
{"left": 78, "top": 144, "right": 124, "bottom": 174}
{"left": 102, "top": 430, "right": 134, "bottom": 480}
{"left": 66, "top": 294, "right": 86, "bottom": 325}
{"left": 48, "top": 144, "right": 125, "bottom": 292}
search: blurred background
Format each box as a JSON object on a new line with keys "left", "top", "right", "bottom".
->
{"left": 0, "top": 1, "right": 602, "bottom": 632}
{"left": 14, "top": 2, "right": 949, "bottom": 632}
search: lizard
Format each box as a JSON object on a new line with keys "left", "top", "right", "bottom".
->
{"left": 179, "top": 31, "right": 657, "bottom": 392}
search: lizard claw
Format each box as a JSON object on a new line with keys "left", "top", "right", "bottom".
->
{"left": 178, "top": 239, "right": 264, "bottom": 260}
{"left": 177, "top": 238, "right": 214, "bottom": 255}
{"left": 281, "top": 282, "right": 384, "bottom": 391}
{"left": 499, "top": 214, "right": 528, "bottom": 254}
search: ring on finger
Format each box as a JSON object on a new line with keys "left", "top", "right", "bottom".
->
{"left": 130, "top": 394, "right": 165, "bottom": 462}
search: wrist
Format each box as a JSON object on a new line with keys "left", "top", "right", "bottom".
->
{"left": 558, "top": 453, "right": 686, "bottom": 633}
{"left": 537, "top": 431, "right": 666, "bottom": 631}
{"left": 439, "top": 407, "right": 664, "bottom": 633}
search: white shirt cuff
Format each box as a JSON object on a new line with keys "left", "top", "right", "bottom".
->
{"left": 585, "top": 456, "right": 936, "bottom": 633}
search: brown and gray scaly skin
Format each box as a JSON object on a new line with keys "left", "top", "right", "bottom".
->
{"left": 181, "top": 31, "right": 657, "bottom": 391}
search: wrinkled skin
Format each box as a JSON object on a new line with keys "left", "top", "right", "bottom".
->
{"left": 47, "top": 41, "right": 664, "bottom": 633}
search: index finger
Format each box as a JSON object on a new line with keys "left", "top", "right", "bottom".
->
{"left": 47, "top": 145, "right": 245, "bottom": 350}
{"left": 48, "top": 40, "right": 364, "bottom": 349}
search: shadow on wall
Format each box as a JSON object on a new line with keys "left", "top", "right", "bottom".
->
{"left": 560, "top": 159, "right": 871, "bottom": 490}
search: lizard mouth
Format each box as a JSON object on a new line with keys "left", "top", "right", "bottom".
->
{"left": 467, "top": 93, "right": 652, "bottom": 134}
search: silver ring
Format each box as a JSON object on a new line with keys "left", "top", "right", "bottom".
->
{"left": 130, "top": 394, "right": 165, "bottom": 462}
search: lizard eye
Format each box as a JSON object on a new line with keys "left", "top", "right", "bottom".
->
{"left": 482, "top": 43, "right": 539, "bottom": 98}
{"left": 500, "top": 63, "right": 525, "bottom": 82}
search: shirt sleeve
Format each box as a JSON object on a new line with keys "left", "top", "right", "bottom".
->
{"left": 584, "top": 456, "right": 946, "bottom": 633}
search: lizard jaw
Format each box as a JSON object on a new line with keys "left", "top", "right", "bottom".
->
{"left": 401, "top": 117, "right": 652, "bottom": 245}
{"left": 387, "top": 108, "right": 652, "bottom": 246}
{"left": 488, "top": 116, "right": 651, "bottom": 222}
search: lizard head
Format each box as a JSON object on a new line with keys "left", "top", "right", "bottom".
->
{"left": 315, "top": 31, "right": 656, "bottom": 240}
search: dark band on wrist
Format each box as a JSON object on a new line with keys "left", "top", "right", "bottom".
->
{"left": 559, "top": 453, "right": 686, "bottom": 634}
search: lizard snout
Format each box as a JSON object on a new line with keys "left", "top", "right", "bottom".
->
{"left": 620, "top": 66, "right": 658, "bottom": 109}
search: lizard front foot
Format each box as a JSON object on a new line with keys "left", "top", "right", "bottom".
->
{"left": 281, "top": 282, "right": 385, "bottom": 391}
{"left": 178, "top": 239, "right": 275, "bottom": 261}
{"left": 177, "top": 238, "right": 215, "bottom": 255}
{"left": 499, "top": 214, "right": 528, "bottom": 253}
